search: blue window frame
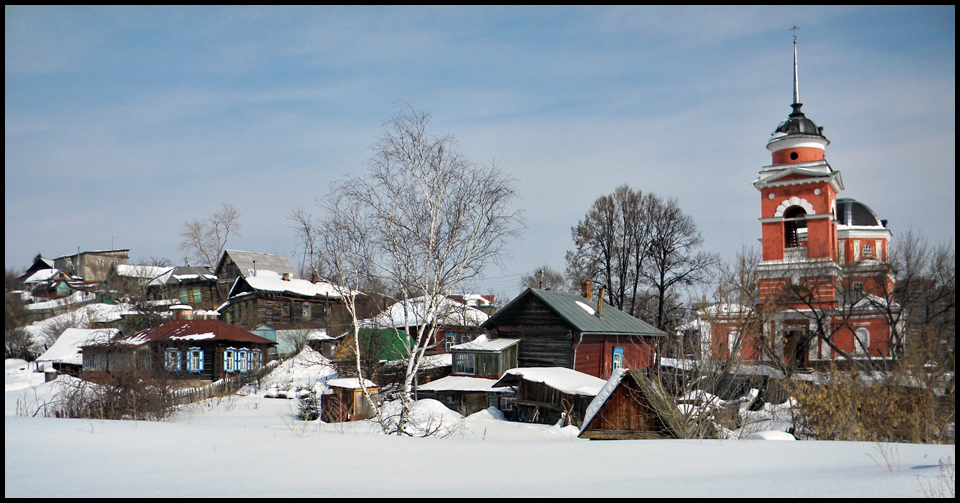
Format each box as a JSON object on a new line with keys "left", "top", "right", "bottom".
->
{"left": 612, "top": 346, "right": 625, "bottom": 371}
{"left": 238, "top": 349, "right": 248, "bottom": 373}
{"left": 444, "top": 333, "right": 457, "bottom": 351}
{"left": 187, "top": 348, "right": 203, "bottom": 373}
{"left": 224, "top": 348, "right": 236, "bottom": 372}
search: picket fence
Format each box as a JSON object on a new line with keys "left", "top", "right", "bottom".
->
{"left": 169, "top": 359, "right": 281, "bottom": 406}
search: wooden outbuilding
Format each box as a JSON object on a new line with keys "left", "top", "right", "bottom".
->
{"left": 449, "top": 335, "right": 519, "bottom": 378}
{"left": 578, "top": 368, "right": 677, "bottom": 440}
{"left": 416, "top": 375, "right": 516, "bottom": 416}
{"left": 492, "top": 367, "right": 606, "bottom": 427}
{"left": 321, "top": 378, "right": 379, "bottom": 422}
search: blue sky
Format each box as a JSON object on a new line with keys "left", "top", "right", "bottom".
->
{"left": 5, "top": 6, "right": 955, "bottom": 299}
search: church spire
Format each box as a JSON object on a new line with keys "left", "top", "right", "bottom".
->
{"left": 790, "top": 26, "right": 803, "bottom": 117}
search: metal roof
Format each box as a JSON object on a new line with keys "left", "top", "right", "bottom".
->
{"left": 484, "top": 288, "right": 665, "bottom": 337}
{"left": 217, "top": 249, "right": 297, "bottom": 278}
{"left": 120, "top": 320, "right": 276, "bottom": 346}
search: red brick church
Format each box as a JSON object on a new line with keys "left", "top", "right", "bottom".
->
{"left": 694, "top": 35, "right": 899, "bottom": 370}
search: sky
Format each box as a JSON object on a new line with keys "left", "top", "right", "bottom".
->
{"left": 5, "top": 6, "right": 956, "bottom": 300}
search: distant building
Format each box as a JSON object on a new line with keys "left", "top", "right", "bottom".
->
{"left": 53, "top": 249, "right": 130, "bottom": 283}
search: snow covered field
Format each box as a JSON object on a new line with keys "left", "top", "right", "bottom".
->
{"left": 5, "top": 358, "right": 955, "bottom": 498}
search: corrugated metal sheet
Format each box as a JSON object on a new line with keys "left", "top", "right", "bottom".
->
{"left": 486, "top": 288, "right": 665, "bottom": 337}
{"left": 219, "top": 250, "right": 297, "bottom": 278}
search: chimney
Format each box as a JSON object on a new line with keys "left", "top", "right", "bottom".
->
{"left": 311, "top": 271, "right": 317, "bottom": 284}
{"left": 596, "top": 286, "right": 604, "bottom": 317}
{"left": 282, "top": 272, "right": 291, "bottom": 281}
{"left": 252, "top": 260, "right": 257, "bottom": 277}
{"left": 581, "top": 280, "right": 592, "bottom": 300}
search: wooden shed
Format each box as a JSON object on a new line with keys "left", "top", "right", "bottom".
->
{"left": 493, "top": 367, "right": 606, "bottom": 427}
{"left": 321, "top": 378, "right": 379, "bottom": 422}
{"left": 416, "top": 375, "right": 516, "bottom": 416}
{"left": 578, "top": 368, "right": 677, "bottom": 440}
{"left": 449, "top": 335, "right": 519, "bottom": 378}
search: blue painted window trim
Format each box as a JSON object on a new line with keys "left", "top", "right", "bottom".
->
{"left": 224, "top": 347, "right": 236, "bottom": 372}
{"left": 187, "top": 348, "right": 203, "bottom": 373}
{"left": 612, "top": 346, "right": 625, "bottom": 371}
{"left": 238, "top": 349, "right": 248, "bottom": 373}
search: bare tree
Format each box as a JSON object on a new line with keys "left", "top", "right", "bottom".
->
{"left": 319, "top": 104, "right": 524, "bottom": 436}
{"left": 519, "top": 265, "right": 570, "bottom": 292}
{"left": 288, "top": 204, "right": 323, "bottom": 279}
{"left": 178, "top": 203, "right": 242, "bottom": 268}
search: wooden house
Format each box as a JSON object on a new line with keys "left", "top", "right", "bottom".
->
{"left": 492, "top": 367, "right": 606, "bottom": 427}
{"left": 321, "top": 378, "right": 379, "bottom": 422}
{"left": 81, "top": 319, "right": 275, "bottom": 382}
{"left": 217, "top": 270, "right": 346, "bottom": 331}
{"left": 146, "top": 265, "right": 221, "bottom": 310}
{"left": 416, "top": 375, "right": 516, "bottom": 416}
{"left": 482, "top": 288, "right": 666, "bottom": 380}
{"left": 578, "top": 368, "right": 677, "bottom": 440}
{"left": 252, "top": 323, "right": 330, "bottom": 358}
{"left": 36, "top": 328, "right": 121, "bottom": 376}
{"left": 449, "top": 334, "right": 519, "bottom": 378}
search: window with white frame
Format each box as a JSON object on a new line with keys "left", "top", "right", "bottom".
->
{"left": 854, "top": 329, "right": 870, "bottom": 355}
{"left": 459, "top": 333, "right": 473, "bottom": 344}
{"left": 302, "top": 304, "right": 311, "bottom": 320}
{"left": 444, "top": 333, "right": 456, "bottom": 351}
{"left": 238, "top": 349, "right": 248, "bottom": 373}
{"left": 727, "top": 331, "right": 741, "bottom": 358}
{"left": 164, "top": 348, "right": 182, "bottom": 372}
{"left": 248, "top": 350, "right": 260, "bottom": 372}
{"left": 453, "top": 353, "right": 476, "bottom": 375}
{"left": 862, "top": 243, "right": 873, "bottom": 258}
{"left": 224, "top": 348, "right": 236, "bottom": 372}
{"left": 187, "top": 348, "right": 203, "bottom": 373}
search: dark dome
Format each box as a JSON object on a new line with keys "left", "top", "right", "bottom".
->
{"left": 836, "top": 198, "right": 884, "bottom": 228}
{"left": 772, "top": 103, "right": 825, "bottom": 137}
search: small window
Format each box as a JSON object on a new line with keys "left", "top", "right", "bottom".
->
{"left": 612, "top": 346, "right": 625, "bottom": 371}
{"left": 249, "top": 350, "right": 261, "bottom": 371}
{"left": 238, "top": 349, "right": 248, "bottom": 373}
{"left": 459, "top": 333, "right": 473, "bottom": 344}
{"left": 862, "top": 243, "right": 873, "bottom": 258}
{"left": 302, "top": 304, "right": 311, "bottom": 320}
{"left": 444, "top": 333, "right": 457, "bottom": 351}
{"left": 727, "top": 331, "right": 740, "bottom": 358}
{"left": 179, "top": 288, "right": 189, "bottom": 304}
{"left": 187, "top": 348, "right": 203, "bottom": 373}
{"left": 192, "top": 288, "right": 201, "bottom": 303}
{"left": 852, "top": 282, "right": 864, "bottom": 293}
{"left": 224, "top": 348, "right": 236, "bottom": 372}
{"left": 454, "top": 353, "right": 476, "bottom": 375}
{"left": 164, "top": 348, "right": 182, "bottom": 372}
{"left": 854, "top": 329, "right": 870, "bottom": 355}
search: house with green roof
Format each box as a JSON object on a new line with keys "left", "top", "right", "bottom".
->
{"left": 482, "top": 288, "right": 665, "bottom": 380}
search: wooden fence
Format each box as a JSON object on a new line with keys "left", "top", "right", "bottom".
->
{"left": 169, "top": 359, "right": 281, "bottom": 406}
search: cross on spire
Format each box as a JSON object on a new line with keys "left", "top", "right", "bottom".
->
{"left": 790, "top": 25, "right": 803, "bottom": 116}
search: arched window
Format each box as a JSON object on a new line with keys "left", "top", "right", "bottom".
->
{"left": 783, "top": 206, "right": 808, "bottom": 248}
{"left": 854, "top": 329, "right": 870, "bottom": 355}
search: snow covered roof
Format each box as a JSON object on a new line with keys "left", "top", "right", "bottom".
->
{"left": 494, "top": 367, "right": 607, "bottom": 396}
{"left": 147, "top": 266, "right": 217, "bottom": 286}
{"left": 326, "top": 378, "right": 377, "bottom": 389}
{"left": 23, "top": 268, "right": 61, "bottom": 284}
{"left": 579, "top": 368, "right": 629, "bottom": 435}
{"left": 229, "top": 270, "right": 347, "bottom": 299}
{"left": 36, "top": 328, "right": 121, "bottom": 365}
{"left": 361, "top": 296, "right": 488, "bottom": 329}
{"left": 115, "top": 320, "right": 276, "bottom": 347}
{"left": 659, "top": 358, "right": 785, "bottom": 379}
{"left": 417, "top": 376, "right": 513, "bottom": 392}
{"left": 115, "top": 264, "right": 174, "bottom": 280}
{"left": 450, "top": 334, "right": 519, "bottom": 352}
{"left": 24, "top": 291, "right": 97, "bottom": 311}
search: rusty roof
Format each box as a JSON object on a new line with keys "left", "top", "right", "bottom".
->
{"left": 123, "top": 320, "right": 276, "bottom": 345}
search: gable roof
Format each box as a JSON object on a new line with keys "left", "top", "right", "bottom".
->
{"left": 117, "top": 320, "right": 276, "bottom": 346}
{"left": 37, "top": 328, "right": 121, "bottom": 365}
{"left": 216, "top": 249, "right": 297, "bottom": 279}
{"left": 147, "top": 265, "right": 217, "bottom": 286}
{"left": 227, "top": 270, "right": 346, "bottom": 299}
{"left": 450, "top": 334, "right": 519, "bottom": 352}
{"left": 578, "top": 368, "right": 679, "bottom": 438}
{"left": 484, "top": 288, "right": 665, "bottom": 337}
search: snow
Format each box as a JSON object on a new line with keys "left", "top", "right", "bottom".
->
{"left": 326, "top": 378, "right": 377, "bottom": 389}
{"left": 35, "top": 328, "right": 120, "bottom": 366}
{"left": 575, "top": 300, "right": 595, "bottom": 315}
{"left": 24, "top": 291, "right": 97, "bottom": 311}
{"left": 115, "top": 264, "right": 173, "bottom": 279}
{"left": 579, "top": 368, "right": 629, "bottom": 433}
{"left": 240, "top": 270, "right": 347, "bottom": 299}
{"left": 417, "top": 376, "right": 513, "bottom": 392}
{"left": 22, "top": 268, "right": 60, "bottom": 283}
{"left": 4, "top": 357, "right": 955, "bottom": 497}
{"left": 498, "top": 367, "right": 607, "bottom": 396}
{"left": 362, "top": 295, "right": 488, "bottom": 329}
{"left": 170, "top": 332, "right": 216, "bottom": 341}
{"left": 746, "top": 430, "right": 797, "bottom": 441}
{"left": 450, "top": 334, "right": 519, "bottom": 352}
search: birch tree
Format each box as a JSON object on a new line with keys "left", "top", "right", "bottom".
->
{"left": 319, "top": 105, "right": 523, "bottom": 435}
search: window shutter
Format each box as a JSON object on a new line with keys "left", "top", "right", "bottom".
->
{"left": 198, "top": 350, "right": 204, "bottom": 373}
